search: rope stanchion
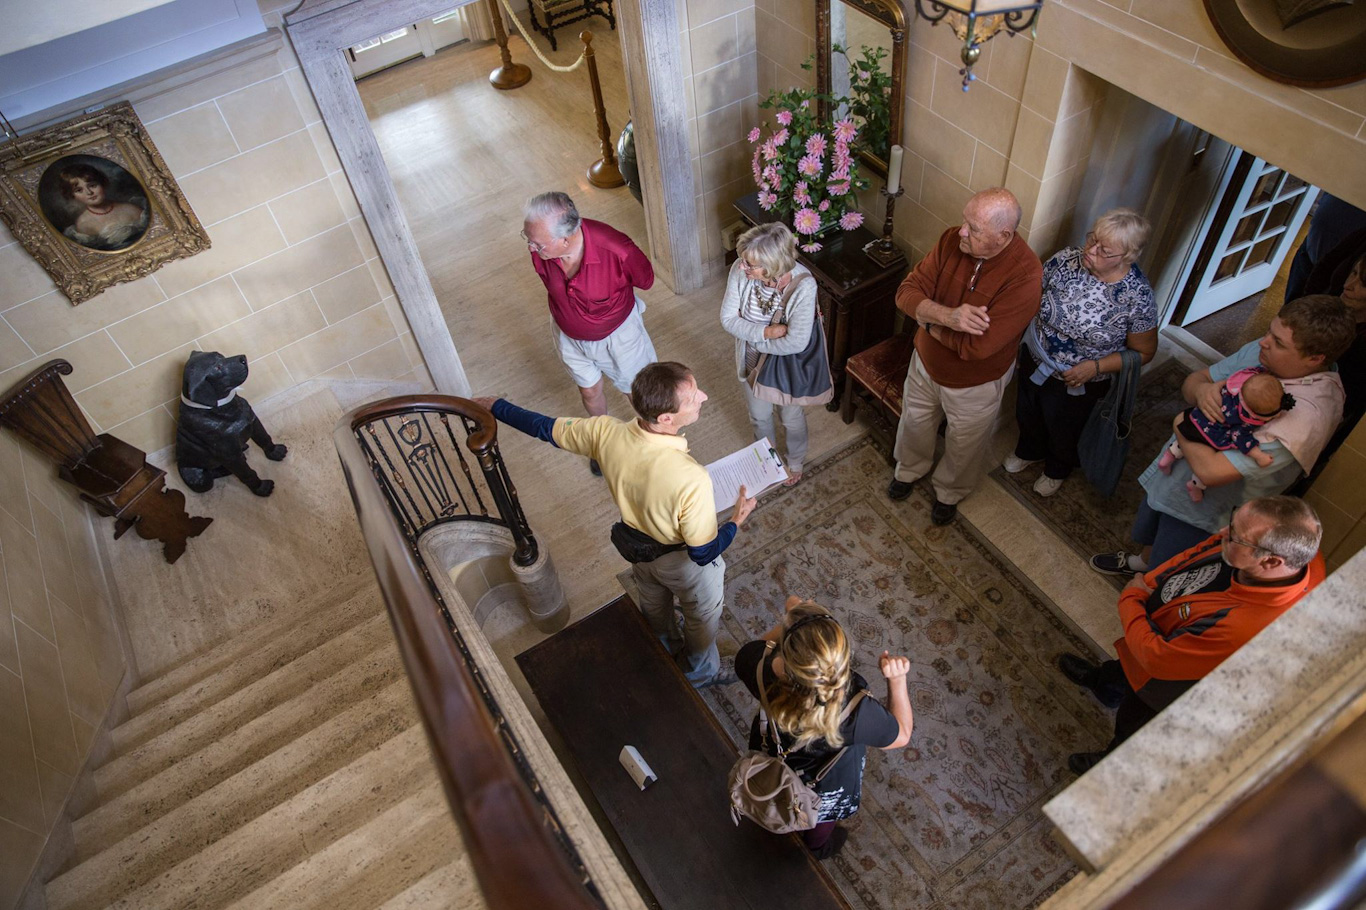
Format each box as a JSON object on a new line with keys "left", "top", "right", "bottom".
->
{"left": 496, "top": 0, "right": 587, "bottom": 73}
{"left": 488, "top": 0, "right": 532, "bottom": 89}
{"left": 582, "top": 31, "right": 624, "bottom": 189}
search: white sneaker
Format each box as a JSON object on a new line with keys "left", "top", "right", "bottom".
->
{"left": 1033, "top": 475, "right": 1064, "bottom": 497}
{"left": 1003, "top": 454, "right": 1040, "bottom": 474}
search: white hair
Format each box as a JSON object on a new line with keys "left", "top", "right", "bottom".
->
{"left": 523, "top": 191, "right": 581, "bottom": 239}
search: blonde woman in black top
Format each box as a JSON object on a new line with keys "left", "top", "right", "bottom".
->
{"left": 734, "top": 597, "right": 914, "bottom": 858}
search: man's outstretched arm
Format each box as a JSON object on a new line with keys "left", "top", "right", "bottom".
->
{"left": 472, "top": 397, "right": 558, "bottom": 446}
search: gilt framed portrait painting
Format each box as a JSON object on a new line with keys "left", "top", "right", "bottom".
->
{"left": 0, "top": 101, "right": 209, "bottom": 305}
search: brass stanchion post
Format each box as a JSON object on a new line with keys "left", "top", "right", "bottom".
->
{"left": 488, "top": 0, "right": 531, "bottom": 90}
{"left": 581, "top": 31, "right": 625, "bottom": 188}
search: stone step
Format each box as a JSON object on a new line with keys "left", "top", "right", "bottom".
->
{"left": 46, "top": 679, "right": 417, "bottom": 910}
{"left": 375, "top": 855, "right": 484, "bottom": 910}
{"left": 76, "top": 639, "right": 404, "bottom": 857}
{"left": 124, "top": 580, "right": 379, "bottom": 718}
{"left": 225, "top": 783, "right": 464, "bottom": 910}
{"left": 97, "top": 609, "right": 393, "bottom": 802}
{"left": 111, "top": 587, "right": 385, "bottom": 757}
{"left": 105, "top": 724, "right": 435, "bottom": 910}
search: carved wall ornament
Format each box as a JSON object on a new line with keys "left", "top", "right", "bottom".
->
{"left": 0, "top": 101, "right": 210, "bottom": 305}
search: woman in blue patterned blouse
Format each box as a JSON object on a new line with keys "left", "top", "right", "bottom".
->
{"left": 1004, "top": 209, "right": 1158, "bottom": 496}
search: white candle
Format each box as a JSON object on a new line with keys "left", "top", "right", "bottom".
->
{"left": 886, "top": 144, "right": 904, "bottom": 194}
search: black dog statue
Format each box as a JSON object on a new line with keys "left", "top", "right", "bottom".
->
{"left": 176, "top": 351, "right": 287, "bottom": 496}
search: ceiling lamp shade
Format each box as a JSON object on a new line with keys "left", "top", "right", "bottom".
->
{"left": 914, "top": 0, "right": 1044, "bottom": 90}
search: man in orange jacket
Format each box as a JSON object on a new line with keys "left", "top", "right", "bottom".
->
{"left": 1058, "top": 495, "right": 1324, "bottom": 774}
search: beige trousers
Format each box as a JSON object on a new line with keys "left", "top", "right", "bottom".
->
{"left": 892, "top": 351, "right": 1013, "bottom": 505}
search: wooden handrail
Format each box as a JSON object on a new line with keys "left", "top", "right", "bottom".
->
{"left": 334, "top": 397, "right": 601, "bottom": 910}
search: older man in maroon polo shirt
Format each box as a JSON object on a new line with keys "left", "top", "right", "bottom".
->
{"left": 522, "top": 191, "right": 657, "bottom": 474}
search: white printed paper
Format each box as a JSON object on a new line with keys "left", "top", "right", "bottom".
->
{"left": 706, "top": 437, "right": 789, "bottom": 512}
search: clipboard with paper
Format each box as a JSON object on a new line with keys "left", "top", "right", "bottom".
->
{"left": 705, "top": 437, "right": 789, "bottom": 511}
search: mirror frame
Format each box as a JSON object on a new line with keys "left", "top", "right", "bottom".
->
{"left": 815, "top": 0, "right": 907, "bottom": 180}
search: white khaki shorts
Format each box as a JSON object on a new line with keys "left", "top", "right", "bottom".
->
{"left": 553, "top": 297, "right": 658, "bottom": 393}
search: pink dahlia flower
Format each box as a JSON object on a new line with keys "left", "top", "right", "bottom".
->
{"left": 761, "top": 141, "right": 777, "bottom": 161}
{"left": 818, "top": 199, "right": 831, "bottom": 212}
{"left": 747, "top": 126, "right": 762, "bottom": 143}
{"left": 806, "top": 133, "right": 827, "bottom": 158}
{"left": 775, "top": 109, "right": 793, "bottom": 126}
{"left": 793, "top": 207, "right": 821, "bottom": 235}
{"left": 758, "top": 191, "right": 778, "bottom": 209}
{"left": 800, "top": 242, "right": 823, "bottom": 253}
{"left": 773, "top": 127, "right": 789, "bottom": 147}
{"left": 797, "top": 154, "right": 822, "bottom": 177}
{"left": 828, "top": 180, "right": 851, "bottom": 195}
{"left": 833, "top": 118, "right": 857, "bottom": 143}
{"left": 839, "top": 211, "right": 864, "bottom": 230}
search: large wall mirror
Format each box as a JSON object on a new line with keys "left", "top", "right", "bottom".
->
{"left": 815, "top": 0, "right": 906, "bottom": 180}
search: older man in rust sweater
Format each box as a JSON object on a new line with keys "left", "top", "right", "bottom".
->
{"left": 887, "top": 188, "right": 1043, "bottom": 524}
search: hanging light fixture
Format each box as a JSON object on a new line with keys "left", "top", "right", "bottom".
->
{"left": 914, "top": 0, "right": 1044, "bottom": 90}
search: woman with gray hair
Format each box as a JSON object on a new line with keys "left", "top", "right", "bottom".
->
{"left": 720, "top": 222, "right": 829, "bottom": 485}
{"left": 1006, "top": 208, "right": 1158, "bottom": 497}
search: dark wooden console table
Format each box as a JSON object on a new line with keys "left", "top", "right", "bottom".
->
{"left": 517, "top": 594, "right": 852, "bottom": 910}
{"left": 733, "top": 192, "right": 909, "bottom": 410}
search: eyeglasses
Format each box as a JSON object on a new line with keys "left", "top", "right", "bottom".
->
{"left": 1223, "top": 505, "right": 1280, "bottom": 556}
{"left": 739, "top": 259, "right": 767, "bottom": 276}
{"left": 1085, "top": 233, "right": 1123, "bottom": 261}
{"left": 520, "top": 229, "right": 557, "bottom": 254}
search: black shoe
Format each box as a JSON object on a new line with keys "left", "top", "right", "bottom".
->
{"left": 1068, "top": 751, "right": 1106, "bottom": 775}
{"left": 1058, "top": 654, "right": 1126, "bottom": 709}
{"left": 887, "top": 479, "right": 914, "bottom": 501}
{"left": 1090, "top": 551, "right": 1143, "bottom": 577}
{"left": 1057, "top": 653, "right": 1100, "bottom": 688}
{"left": 930, "top": 499, "right": 957, "bottom": 525}
{"left": 812, "top": 826, "right": 849, "bottom": 860}
{"left": 589, "top": 458, "right": 602, "bottom": 477}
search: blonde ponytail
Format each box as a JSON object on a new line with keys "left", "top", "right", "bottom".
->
{"left": 766, "top": 602, "right": 853, "bottom": 751}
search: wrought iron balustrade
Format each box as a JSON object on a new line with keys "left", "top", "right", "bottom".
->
{"left": 350, "top": 396, "right": 537, "bottom": 565}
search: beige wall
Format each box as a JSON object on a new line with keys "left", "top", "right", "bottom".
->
{"left": 0, "top": 31, "right": 430, "bottom": 458}
{"left": 680, "top": 0, "right": 759, "bottom": 275}
{"left": 0, "top": 438, "right": 125, "bottom": 909}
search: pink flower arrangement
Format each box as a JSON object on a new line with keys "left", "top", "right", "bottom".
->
{"left": 750, "top": 84, "right": 870, "bottom": 240}
{"left": 801, "top": 242, "right": 823, "bottom": 253}
{"left": 793, "top": 207, "right": 821, "bottom": 235}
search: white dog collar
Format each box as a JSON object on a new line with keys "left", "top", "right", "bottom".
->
{"left": 181, "top": 387, "right": 239, "bottom": 410}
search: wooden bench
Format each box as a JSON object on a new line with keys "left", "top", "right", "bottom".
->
{"left": 517, "top": 595, "right": 852, "bottom": 910}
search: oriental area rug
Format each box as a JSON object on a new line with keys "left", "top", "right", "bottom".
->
{"left": 696, "top": 437, "right": 1114, "bottom": 910}
{"left": 990, "top": 360, "right": 1190, "bottom": 587}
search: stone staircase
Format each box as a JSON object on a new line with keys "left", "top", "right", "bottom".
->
{"left": 41, "top": 580, "right": 485, "bottom": 910}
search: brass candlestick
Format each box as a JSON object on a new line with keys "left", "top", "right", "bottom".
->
{"left": 864, "top": 185, "right": 907, "bottom": 269}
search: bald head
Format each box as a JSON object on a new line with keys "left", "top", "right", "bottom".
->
{"left": 958, "top": 187, "right": 1021, "bottom": 259}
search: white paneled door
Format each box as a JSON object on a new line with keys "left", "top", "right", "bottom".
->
{"left": 1179, "top": 155, "right": 1318, "bottom": 325}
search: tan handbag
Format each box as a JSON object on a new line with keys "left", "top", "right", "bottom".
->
{"left": 726, "top": 642, "right": 866, "bottom": 834}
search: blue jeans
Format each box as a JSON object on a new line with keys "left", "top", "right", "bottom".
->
{"left": 1131, "top": 496, "right": 1215, "bottom": 568}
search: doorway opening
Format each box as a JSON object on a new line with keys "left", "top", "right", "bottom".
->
{"left": 355, "top": 7, "right": 640, "bottom": 402}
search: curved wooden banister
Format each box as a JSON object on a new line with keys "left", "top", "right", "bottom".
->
{"left": 334, "top": 397, "right": 602, "bottom": 910}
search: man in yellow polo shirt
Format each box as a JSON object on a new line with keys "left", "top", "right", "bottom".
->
{"left": 476, "top": 362, "right": 757, "bottom": 687}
